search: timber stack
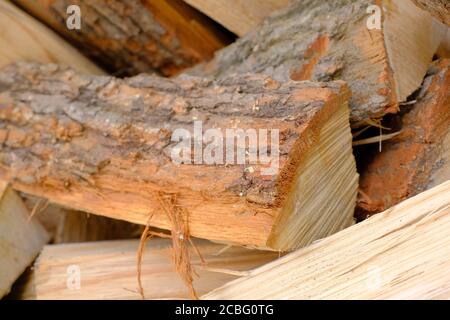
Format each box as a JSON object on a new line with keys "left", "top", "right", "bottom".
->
{"left": 0, "top": 0, "right": 448, "bottom": 300}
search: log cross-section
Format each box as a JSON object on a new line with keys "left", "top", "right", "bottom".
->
{"left": 0, "top": 62, "right": 358, "bottom": 251}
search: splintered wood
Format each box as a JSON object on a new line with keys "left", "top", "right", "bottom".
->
{"left": 31, "top": 239, "right": 278, "bottom": 299}
{"left": 0, "top": 181, "right": 49, "bottom": 298}
{"left": 204, "top": 181, "right": 450, "bottom": 300}
{"left": 0, "top": 0, "right": 103, "bottom": 75}
{"left": 188, "top": 0, "right": 448, "bottom": 124}
{"left": 0, "top": 63, "right": 357, "bottom": 251}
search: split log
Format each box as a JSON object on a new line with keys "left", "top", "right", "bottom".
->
{"left": 182, "top": 0, "right": 290, "bottom": 36}
{"left": 0, "top": 181, "right": 49, "bottom": 298}
{"left": 187, "top": 0, "right": 449, "bottom": 125}
{"left": 411, "top": 0, "right": 450, "bottom": 26}
{"left": 203, "top": 180, "right": 450, "bottom": 300}
{"left": 0, "top": 0, "right": 103, "bottom": 75}
{"left": 0, "top": 62, "right": 358, "bottom": 251}
{"left": 358, "top": 59, "right": 450, "bottom": 216}
{"left": 31, "top": 239, "right": 278, "bottom": 299}
{"left": 14, "top": 0, "right": 232, "bottom": 76}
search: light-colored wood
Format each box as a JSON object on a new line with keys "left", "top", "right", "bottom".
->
{"left": 358, "top": 59, "right": 450, "bottom": 216}
{"left": 204, "top": 180, "right": 450, "bottom": 300}
{"left": 188, "top": 0, "right": 449, "bottom": 125}
{"left": 13, "top": 0, "right": 232, "bottom": 76}
{"left": 0, "top": 63, "right": 358, "bottom": 251}
{"left": 0, "top": 0, "right": 103, "bottom": 75}
{"left": 383, "top": 0, "right": 448, "bottom": 101}
{"left": 32, "top": 239, "right": 278, "bottom": 299}
{"left": 183, "top": 0, "right": 290, "bottom": 36}
{"left": 0, "top": 181, "right": 49, "bottom": 298}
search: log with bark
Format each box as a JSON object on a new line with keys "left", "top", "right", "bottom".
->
{"left": 0, "top": 0, "right": 103, "bottom": 75}
{"left": 0, "top": 62, "right": 358, "bottom": 251}
{"left": 14, "top": 0, "right": 233, "bottom": 76}
{"left": 411, "top": 0, "right": 450, "bottom": 26}
{"left": 29, "top": 239, "right": 278, "bottom": 299}
{"left": 187, "top": 0, "right": 449, "bottom": 125}
{"left": 0, "top": 181, "right": 49, "bottom": 298}
{"left": 182, "top": 0, "right": 290, "bottom": 36}
{"left": 358, "top": 59, "right": 450, "bottom": 217}
{"left": 203, "top": 180, "right": 450, "bottom": 300}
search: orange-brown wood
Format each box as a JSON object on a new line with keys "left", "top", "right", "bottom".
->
{"left": 358, "top": 59, "right": 450, "bottom": 217}
{"left": 0, "top": 62, "right": 357, "bottom": 250}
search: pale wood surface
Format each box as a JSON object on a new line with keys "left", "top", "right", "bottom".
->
{"left": 183, "top": 0, "right": 290, "bottom": 36}
{"left": 0, "top": 0, "right": 103, "bottom": 75}
{"left": 204, "top": 180, "right": 450, "bottom": 299}
{"left": 32, "top": 239, "right": 278, "bottom": 299}
{"left": 0, "top": 181, "right": 49, "bottom": 298}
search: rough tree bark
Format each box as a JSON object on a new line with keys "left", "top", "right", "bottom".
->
{"left": 14, "top": 0, "right": 232, "bottom": 76}
{"left": 187, "top": 0, "right": 448, "bottom": 125}
{"left": 411, "top": 0, "right": 450, "bottom": 25}
{"left": 357, "top": 59, "right": 450, "bottom": 217}
{"left": 0, "top": 62, "right": 357, "bottom": 251}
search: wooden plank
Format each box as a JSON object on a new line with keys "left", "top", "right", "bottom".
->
{"left": 0, "top": 181, "right": 49, "bottom": 298}
{"left": 183, "top": 0, "right": 290, "bottom": 36}
{"left": 187, "top": 0, "right": 449, "bottom": 125}
{"left": 358, "top": 59, "right": 450, "bottom": 216}
{"left": 13, "top": 0, "right": 233, "bottom": 76}
{"left": 32, "top": 239, "right": 278, "bottom": 299}
{"left": 0, "top": 0, "right": 103, "bottom": 75}
{"left": 0, "top": 62, "right": 358, "bottom": 251}
{"left": 204, "top": 180, "right": 450, "bottom": 300}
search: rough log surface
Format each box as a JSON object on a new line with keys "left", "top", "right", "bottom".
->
{"left": 14, "top": 0, "right": 232, "bottom": 76}
{"left": 187, "top": 0, "right": 447, "bottom": 124}
{"left": 358, "top": 59, "right": 450, "bottom": 216}
{"left": 411, "top": 0, "right": 450, "bottom": 25}
{"left": 0, "top": 62, "right": 352, "bottom": 249}
{"left": 188, "top": 0, "right": 396, "bottom": 123}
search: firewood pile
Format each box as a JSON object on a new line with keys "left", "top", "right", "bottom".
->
{"left": 0, "top": 0, "right": 449, "bottom": 300}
